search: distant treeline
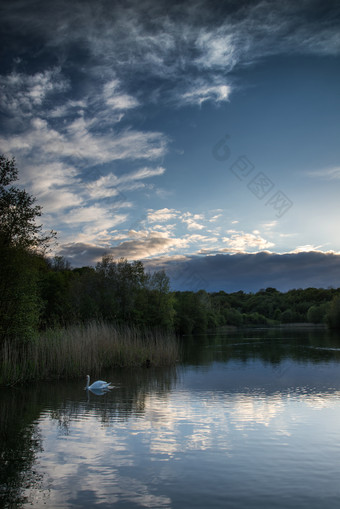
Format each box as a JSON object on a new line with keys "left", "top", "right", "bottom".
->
{"left": 174, "top": 286, "right": 340, "bottom": 334}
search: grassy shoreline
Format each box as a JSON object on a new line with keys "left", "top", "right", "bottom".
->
{"left": 0, "top": 322, "right": 179, "bottom": 386}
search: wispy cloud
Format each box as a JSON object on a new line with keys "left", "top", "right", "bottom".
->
{"left": 0, "top": 68, "right": 69, "bottom": 125}
{"left": 0, "top": 71, "right": 167, "bottom": 167}
{"left": 194, "top": 27, "right": 237, "bottom": 70}
{"left": 103, "top": 80, "right": 139, "bottom": 110}
{"left": 307, "top": 167, "right": 340, "bottom": 180}
{"left": 86, "top": 167, "right": 166, "bottom": 199}
{"left": 61, "top": 207, "right": 129, "bottom": 246}
{"left": 180, "top": 81, "right": 231, "bottom": 106}
{"left": 3, "top": 1, "right": 339, "bottom": 112}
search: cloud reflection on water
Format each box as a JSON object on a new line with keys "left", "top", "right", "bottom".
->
{"left": 27, "top": 379, "right": 340, "bottom": 508}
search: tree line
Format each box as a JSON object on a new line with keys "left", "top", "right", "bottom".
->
{"left": 173, "top": 286, "right": 340, "bottom": 334}
{"left": 1, "top": 154, "right": 340, "bottom": 346}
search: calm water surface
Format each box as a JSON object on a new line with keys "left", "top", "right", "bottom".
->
{"left": 2, "top": 328, "right": 340, "bottom": 508}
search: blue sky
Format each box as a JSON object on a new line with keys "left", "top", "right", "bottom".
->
{"left": 1, "top": 0, "right": 340, "bottom": 291}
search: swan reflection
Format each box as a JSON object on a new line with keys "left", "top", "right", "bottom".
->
{"left": 86, "top": 387, "right": 115, "bottom": 403}
{"left": 88, "top": 387, "right": 112, "bottom": 396}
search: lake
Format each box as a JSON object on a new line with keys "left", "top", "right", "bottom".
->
{"left": 2, "top": 327, "right": 340, "bottom": 508}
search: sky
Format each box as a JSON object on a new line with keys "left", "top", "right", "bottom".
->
{"left": 1, "top": 0, "right": 340, "bottom": 292}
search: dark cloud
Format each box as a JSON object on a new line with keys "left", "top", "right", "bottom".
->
{"left": 146, "top": 252, "right": 340, "bottom": 292}
{"left": 57, "top": 242, "right": 108, "bottom": 266}
{"left": 2, "top": 0, "right": 340, "bottom": 115}
{"left": 2, "top": 0, "right": 340, "bottom": 86}
{"left": 57, "top": 234, "right": 181, "bottom": 266}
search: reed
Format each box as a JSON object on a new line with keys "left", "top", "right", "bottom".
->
{"left": 0, "top": 322, "right": 179, "bottom": 386}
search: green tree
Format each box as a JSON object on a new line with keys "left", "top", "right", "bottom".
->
{"left": 0, "top": 246, "right": 43, "bottom": 341}
{"left": 95, "top": 256, "right": 147, "bottom": 323}
{"left": 174, "top": 291, "right": 208, "bottom": 334}
{"left": 145, "top": 270, "right": 175, "bottom": 329}
{"left": 0, "top": 155, "right": 55, "bottom": 250}
{"left": 68, "top": 267, "right": 101, "bottom": 323}
{"left": 307, "top": 303, "right": 329, "bottom": 324}
{"left": 0, "top": 155, "right": 55, "bottom": 343}
{"left": 224, "top": 307, "right": 243, "bottom": 326}
{"left": 326, "top": 296, "right": 340, "bottom": 329}
{"left": 39, "top": 266, "right": 76, "bottom": 328}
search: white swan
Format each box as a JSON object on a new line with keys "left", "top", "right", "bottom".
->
{"left": 85, "top": 374, "right": 113, "bottom": 390}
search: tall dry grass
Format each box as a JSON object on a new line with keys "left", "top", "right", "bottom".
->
{"left": 0, "top": 322, "right": 179, "bottom": 385}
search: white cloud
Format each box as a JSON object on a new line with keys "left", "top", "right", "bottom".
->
{"left": 123, "top": 166, "right": 166, "bottom": 182}
{"left": 108, "top": 232, "right": 190, "bottom": 260}
{"left": 195, "top": 27, "right": 237, "bottom": 70}
{"left": 49, "top": 99, "right": 87, "bottom": 118}
{"left": 223, "top": 231, "right": 275, "bottom": 252}
{"left": 39, "top": 190, "right": 84, "bottom": 213}
{"left": 24, "top": 161, "right": 79, "bottom": 192}
{"left": 186, "top": 234, "right": 218, "bottom": 245}
{"left": 86, "top": 178, "right": 124, "bottom": 199}
{"left": 103, "top": 80, "right": 139, "bottom": 110}
{"left": 290, "top": 244, "right": 323, "bottom": 254}
{"left": 61, "top": 205, "right": 124, "bottom": 225}
{"left": 59, "top": 207, "right": 129, "bottom": 247}
{"left": 147, "top": 208, "right": 180, "bottom": 223}
{"left": 209, "top": 214, "right": 222, "bottom": 222}
{"left": 181, "top": 212, "right": 205, "bottom": 230}
{"left": 0, "top": 115, "right": 167, "bottom": 167}
{"left": 180, "top": 82, "right": 231, "bottom": 106}
{"left": 86, "top": 166, "right": 166, "bottom": 200}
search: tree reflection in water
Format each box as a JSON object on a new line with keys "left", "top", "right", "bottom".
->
{"left": 0, "top": 386, "right": 44, "bottom": 507}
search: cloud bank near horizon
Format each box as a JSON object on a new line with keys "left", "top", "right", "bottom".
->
{"left": 148, "top": 251, "right": 340, "bottom": 293}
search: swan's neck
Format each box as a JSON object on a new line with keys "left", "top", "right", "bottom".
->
{"left": 86, "top": 376, "right": 90, "bottom": 389}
